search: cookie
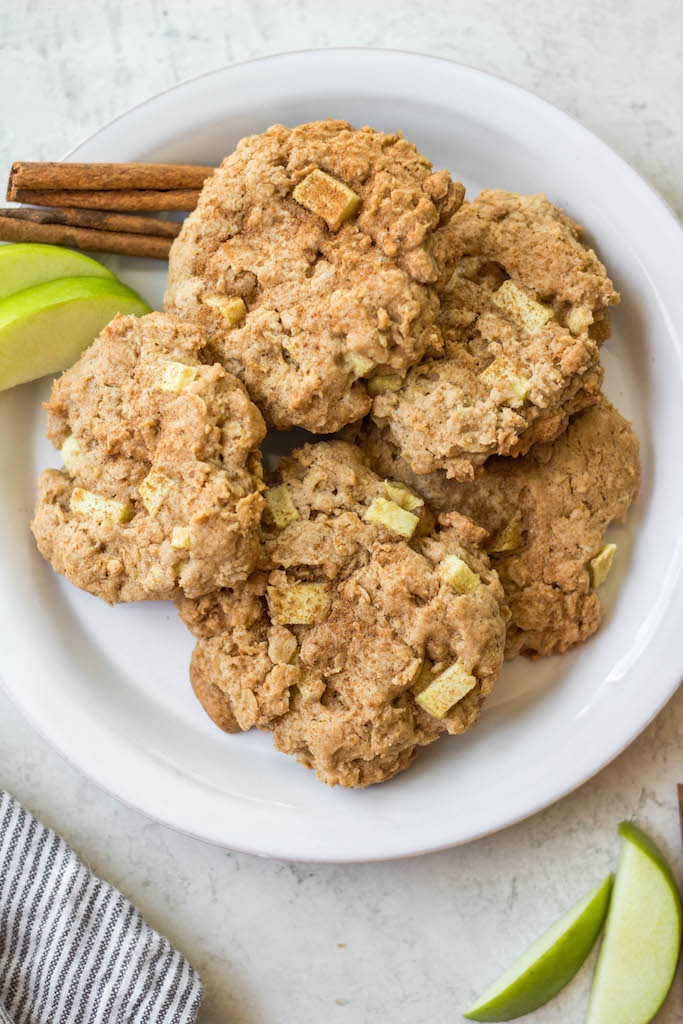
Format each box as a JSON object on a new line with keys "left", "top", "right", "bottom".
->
{"left": 371, "top": 190, "right": 619, "bottom": 479}
{"left": 178, "top": 441, "right": 506, "bottom": 788}
{"left": 32, "top": 312, "right": 266, "bottom": 603}
{"left": 165, "top": 120, "right": 465, "bottom": 433}
{"left": 361, "top": 397, "right": 640, "bottom": 657}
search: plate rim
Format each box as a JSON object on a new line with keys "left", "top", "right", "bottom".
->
{"left": 2, "top": 46, "right": 682, "bottom": 862}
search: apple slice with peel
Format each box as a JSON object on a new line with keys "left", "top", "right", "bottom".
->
{"left": 0, "top": 243, "right": 115, "bottom": 300}
{"left": 464, "top": 875, "right": 613, "bottom": 1021}
{"left": 0, "top": 276, "right": 150, "bottom": 391}
{"left": 585, "top": 822, "right": 682, "bottom": 1024}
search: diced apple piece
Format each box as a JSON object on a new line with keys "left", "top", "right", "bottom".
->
{"left": 292, "top": 169, "right": 361, "bottom": 231}
{"left": 139, "top": 470, "right": 173, "bottom": 517}
{"left": 566, "top": 305, "right": 593, "bottom": 335}
{"left": 345, "top": 351, "right": 375, "bottom": 379}
{"left": 297, "top": 670, "right": 326, "bottom": 703}
{"left": 437, "top": 555, "right": 481, "bottom": 594}
{"left": 267, "top": 582, "right": 331, "bottom": 625}
{"left": 205, "top": 295, "right": 247, "bottom": 327}
{"left": 171, "top": 526, "right": 191, "bottom": 549}
{"left": 156, "top": 361, "right": 198, "bottom": 392}
{"left": 384, "top": 479, "right": 424, "bottom": 512}
{"left": 268, "top": 626, "right": 298, "bottom": 666}
{"left": 368, "top": 374, "right": 402, "bottom": 396}
{"left": 480, "top": 355, "right": 530, "bottom": 408}
{"left": 70, "top": 487, "right": 133, "bottom": 525}
{"left": 488, "top": 516, "right": 523, "bottom": 555}
{"left": 492, "top": 280, "right": 554, "bottom": 333}
{"left": 60, "top": 435, "right": 83, "bottom": 475}
{"left": 589, "top": 543, "right": 616, "bottom": 587}
{"left": 220, "top": 297, "right": 247, "bottom": 327}
{"left": 364, "top": 497, "right": 419, "bottom": 539}
{"left": 265, "top": 485, "right": 300, "bottom": 529}
{"left": 415, "top": 663, "right": 477, "bottom": 719}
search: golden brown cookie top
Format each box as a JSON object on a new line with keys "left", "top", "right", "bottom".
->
{"left": 361, "top": 397, "right": 641, "bottom": 658}
{"left": 31, "top": 312, "right": 265, "bottom": 603}
{"left": 179, "top": 440, "right": 507, "bottom": 788}
{"left": 450, "top": 189, "right": 619, "bottom": 310}
{"left": 165, "top": 120, "right": 465, "bottom": 432}
{"left": 371, "top": 190, "right": 618, "bottom": 479}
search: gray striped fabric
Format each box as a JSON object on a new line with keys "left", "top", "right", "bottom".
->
{"left": 0, "top": 792, "right": 203, "bottom": 1024}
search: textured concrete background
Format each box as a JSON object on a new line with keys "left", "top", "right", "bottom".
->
{"left": 1, "top": 2, "right": 682, "bottom": 1021}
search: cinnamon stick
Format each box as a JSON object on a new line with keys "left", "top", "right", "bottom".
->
{"left": 0, "top": 216, "right": 172, "bottom": 259}
{"left": 6, "top": 187, "right": 200, "bottom": 212}
{"left": 0, "top": 205, "right": 181, "bottom": 238}
{"left": 8, "top": 161, "right": 215, "bottom": 192}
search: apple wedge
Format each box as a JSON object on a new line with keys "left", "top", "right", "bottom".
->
{"left": 585, "top": 822, "right": 682, "bottom": 1024}
{"left": 0, "top": 276, "right": 150, "bottom": 391}
{"left": 464, "top": 875, "right": 613, "bottom": 1021}
{"left": 0, "top": 243, "right": 114, "bottom": 300}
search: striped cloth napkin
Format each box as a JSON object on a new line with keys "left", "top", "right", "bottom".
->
{"left": 0, "top": 791, "right": 203, "bottom": 1023}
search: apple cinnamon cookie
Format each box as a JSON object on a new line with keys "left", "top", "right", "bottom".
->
{"left": 361, "top": 397, "right": 640, "bottom": 657}
{"left": 371, "top": 190, "right": 619, "bottom": 479}
{"left": 32, "top": 312, "right": 266, "bottom": 603}
{"left": 165, "top": 120, "right": 465, "bottom": 433}
{"left": 178, "top": 441, "right": 506, "bottom": 788}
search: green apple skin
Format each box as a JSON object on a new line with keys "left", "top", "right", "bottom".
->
{"left": 464, "top": 875, "right": 613, "bottom": 1022}
{"left": 0, "top": 276, "right": 151, "bottom": 391}
{"left": 0, "top": 243, "right": 115, "bottom": 300}
{"left": 585, "top": 822, "right": 682, "bottom": 1024}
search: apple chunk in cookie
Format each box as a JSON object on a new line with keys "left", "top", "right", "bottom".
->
{"left": 178, "top": 441, "right": 507, "bottom": 788}
{"left": 361, "top": 397, "right": 640, "bottom": 658}
{"left": 165, "top": 120, "right": 466, "bottom": 433}
{"left": 31, "top": 312, "right": 266, "bottom": 603}
{"left": 371, "top": 190, "right": 619, "bottom": 479}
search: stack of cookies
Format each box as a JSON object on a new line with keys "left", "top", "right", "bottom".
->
{"left": 32, "top": 121, "right": 640, "bottom": 788}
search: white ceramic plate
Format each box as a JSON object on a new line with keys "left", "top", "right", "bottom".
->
{"left": 1, "top": 49, "right": 682, "bottom": 862}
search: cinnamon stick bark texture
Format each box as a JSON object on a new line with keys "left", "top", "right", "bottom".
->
{"left": 8, "top": 161, "right": 215, "bottom": 192}
{"left": 0, "top": 206, "right": 181, "bottom": 238}
{"left": 2, "top": 161, "right": 211, "bottom": 257}
{"left": 0, "top": 217, "right": 172, "bottom": 259}
{"left": 6, "top": 188, "right": 200, "bottom": 212}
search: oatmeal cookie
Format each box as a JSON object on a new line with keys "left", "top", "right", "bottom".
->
{"left": 361, "top": 397, "right": 640, "bottom": 657}
{"left": 32, "top": 312, "right": 266, "bottom": 603}
{"left": 178, "top": 441, "right": 506, "bottom": 788}
{"left": 165, "top": 120, "right": 465, "bottom": 433}
{"left": 371, "top": 190, "right": 619, "bottom": 479}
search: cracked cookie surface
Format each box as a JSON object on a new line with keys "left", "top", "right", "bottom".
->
{"left": 371, "top": 190, "right": 618, "bottom": 479}
{"left": 32, "top": 312, "right": 265, "bottom": 603}
{"left": 165, "top": 120, "right": 464, "bottom": 433}
{"left": 178, "top": 441, "right": 506, "bottom": 788}
{"left": 361, "top": 397, "right": 640, "bottom": 657}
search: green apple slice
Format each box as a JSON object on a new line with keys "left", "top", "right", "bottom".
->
{"left": 464, "top": 875, "right": 613, "bottom": 1022}
{"left": 585, "top": 822, "right": 682, "bottom": 1024}
{"left": 0, "top": 243, "right": 115, "bottom": 300}
{"left": 0, "top": 276, "right": 151, "bottom": 391}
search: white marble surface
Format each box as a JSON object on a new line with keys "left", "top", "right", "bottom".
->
{"left": 1, "top": 2, "right": 682, "bottom": 1021}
